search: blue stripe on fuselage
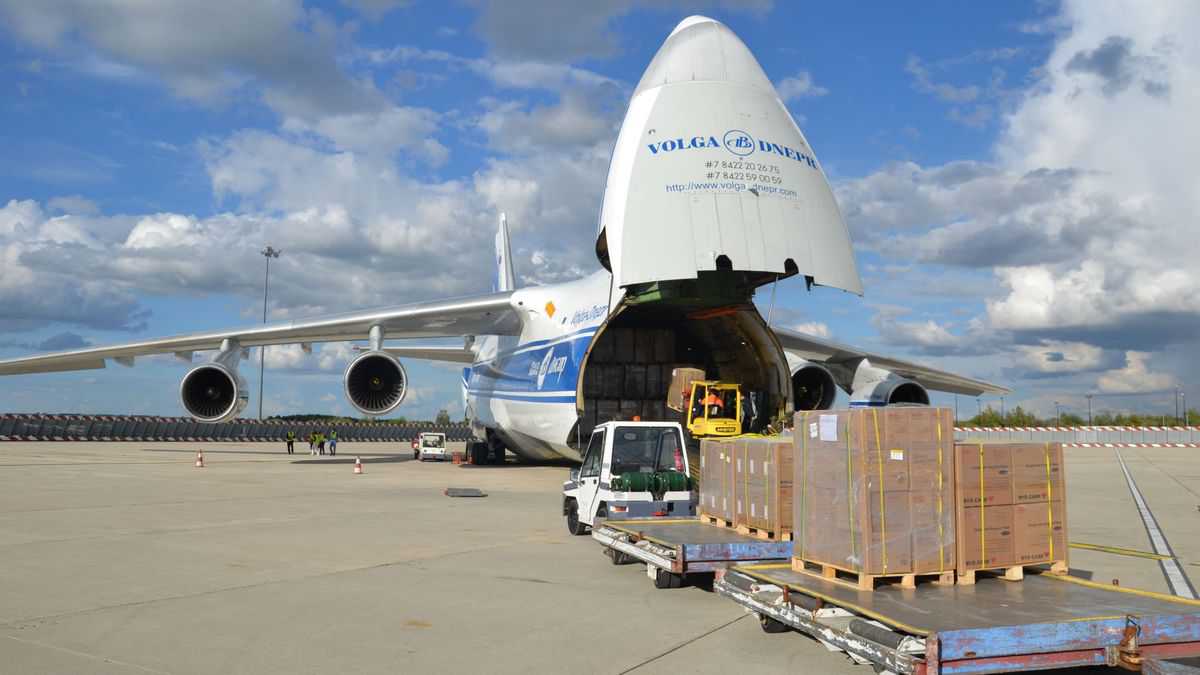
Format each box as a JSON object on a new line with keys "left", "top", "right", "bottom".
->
{"left": 466, "top": 329, "right": 595, "bottom": 399}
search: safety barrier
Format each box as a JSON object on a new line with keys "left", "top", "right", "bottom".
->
{"left": 954, "top": 426, "right": 1200, "bottom": 445}
{"left": 0, "top": 414, "right": 473, "bottom": 442}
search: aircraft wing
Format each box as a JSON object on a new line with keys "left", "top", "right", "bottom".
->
{"left": 772, "top": 326, "right": 1010, "bottom": 397}
{"left": 373, "top": 345, "right": 476, "bottom": 364}
{"left": 0, "top": 292, "right": 519, "bottom": 376}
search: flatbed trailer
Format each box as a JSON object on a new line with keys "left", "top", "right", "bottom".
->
{"left": 591, "top": 518, "right": 791, "bottom": 586}
{"left": 717, "top": 563, "right": 1200, "bottom": 674}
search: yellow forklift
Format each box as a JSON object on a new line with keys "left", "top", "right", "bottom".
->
{"left": 668, "top": 368, "right": 744, "bottom": 438}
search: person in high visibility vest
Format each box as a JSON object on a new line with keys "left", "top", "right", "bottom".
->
{"left": 702, "top": 390, "right": 725, "bottom": 417}
{"left": 328, "top": 429, "right": 338, "bottom": 456}
{"left": 286, "top": 430, "right": 295, "bottom": 455}
{"left": 317, "top": 432, "right": 326, "bottom": 455}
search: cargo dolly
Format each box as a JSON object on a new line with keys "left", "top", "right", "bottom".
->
{"left": 591, "top": 517, "right": 792, "bottom": 589}
{"left": 716, "top": 562, "right": 1200, "bottom": 673}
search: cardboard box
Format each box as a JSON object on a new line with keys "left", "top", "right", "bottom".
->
{"left": 700, "top": 439, "right": 735, "bottom": 520}
{"left": 595, "top": 400, "right": 619, "bottom": 425}
{"left": 1013, "top": 500, "right": 1068, "bottom": 565}
{"left": 644, "top": 365, "right": 663, "bottom": 401}
{"left": 652, "top": 329, "right": 675, "bottom": 363}
{"left": 957, "top": 504, "right": 1015, "bottom": 571}
{"left": 1010, "top": 443, "right": 1065, "bottom": 505}
{"left": 634, "top": 329, "right": 655, "bottom": 364}
{"left": 600, "top": 365, "right": 624, "bottom": 399}
{"left": 732, "top": 438, "right": 794, "bottom": 535}
{"left": 667, "top": 367, "right": 705, "bottom": 412}
{"left": 793, "top": 408, "right": 956, "bottom": 577}
{"left": 623, "top": 365, "right": 646, "bottom": 399}
{"left": 955, "top": 443, "right": 1013, "bottom": 508}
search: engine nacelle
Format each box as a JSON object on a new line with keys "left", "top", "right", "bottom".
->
{"left": 848, "top": 359, "right": 930, "bottom": 407}
{"left": 180, "top": 363, "right": 248, "bottom": 422}
{"left": 790, "top": 360, "right": 837, "bottom": 411}
{"left": 344, "top": 351, "right": 408, "bottom": 416}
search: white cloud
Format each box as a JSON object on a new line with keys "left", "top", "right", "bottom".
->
{"left": 1097, "top": 351, "right": 1175, "bottom": 393}
{"left": 1015, "top": 340, "right": 1104, "bottom": 374}
{"left": 791, "top": 321, "right": 831, "bottom": 339}
{"left": 775, "top": 70, "right": 828, "bottom": 101}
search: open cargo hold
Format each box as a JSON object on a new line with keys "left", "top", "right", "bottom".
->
{"left": 954, "top": 441, "right": 1068, "bottom": 584}
{"left": 793, "top": 408, "right": 956, "bottom": 589}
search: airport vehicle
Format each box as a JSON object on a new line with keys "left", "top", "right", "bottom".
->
{"left": 417, "top": 432, "right": 448, "bottom": 461}
{"left": 716, "top": 563, "right": 1200, "bottom": 674}
{"left": 684, "top": 380, "right": 743, "bottom": 437}
{"left": 592, "top": 518, "right": 791, "bottom": 589}
{"left": 562, "top": 421, "right": 693, "bottom": 535}
{"left": 0, "top": 16, "right": 1009, "bottom": 465}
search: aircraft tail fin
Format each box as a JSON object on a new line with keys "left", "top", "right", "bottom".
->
{"left": 495, "top": 212, "right": 516, "bottom": 292}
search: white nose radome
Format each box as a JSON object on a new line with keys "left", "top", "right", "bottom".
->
{"left": 597, "top": 16, "right": 863, "bottom": 302}
{"left": 638, "top": 16, "right": 774, "bottom": 96}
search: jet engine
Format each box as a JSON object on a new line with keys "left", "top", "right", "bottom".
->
{"left": 180, "top": 363, "right": 248, "bottom": 422}
{"left": 344, "top": 351, "right": 408, "bottom": 416}
{"left": 790, "top": 360, "right": 837, "bottom": 411}
{"left": 849, "top": 359, "right": 930, "bottom": 407}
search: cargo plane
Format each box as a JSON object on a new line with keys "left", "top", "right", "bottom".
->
{"left": 0, "top": 16, "right": 1007, "bottom": 464}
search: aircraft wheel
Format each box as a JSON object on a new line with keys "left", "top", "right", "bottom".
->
{"left": 468, "top": 442, "right": 488, "bottom": 465}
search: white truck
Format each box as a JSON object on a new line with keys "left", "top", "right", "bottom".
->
{"left": 561, "top": 421, "right": 694, "bottom": 536}
{"left": 417, "top": 432, "right": 448, "bottom": 461}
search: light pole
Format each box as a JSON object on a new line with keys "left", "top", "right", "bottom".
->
{"left": 976, "top": 397, "right": 982, "bottom": 419}
{"left": 1054, "top": 401, "right": 1061, "bottom": 427}
{"left": 258, "top": 246, "right": 282, "bottom": 420}
{"left": 1086, "top": 394, "right": 1093, "bottom": 426}
{"left": 954, "top": 394, "right": 959, "bottom": 423}
{"left": 1184, "top": 391, "right": 1189, "bottom": 427}
{"left": 1000, "top": 396, "right": 1006, "bottom": 424}
{"left": 1175, "top": 386, "right": 1181, "bottom": 423}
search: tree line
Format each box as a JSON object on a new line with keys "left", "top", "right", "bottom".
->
{"left": 962, "top": 405, "right": 1200, "bottom": 427}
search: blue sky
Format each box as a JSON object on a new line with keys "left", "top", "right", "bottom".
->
{"left": 1, "top": 1, "right": 1197, "bottom": 422}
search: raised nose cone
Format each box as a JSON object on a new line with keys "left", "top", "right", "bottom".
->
{"left": 597, "top": 15, "right": 863, "bottom": 302}
{"left": 635, "top": 16, "right": 774, "bottom": 97}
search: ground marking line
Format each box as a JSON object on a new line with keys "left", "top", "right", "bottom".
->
{"left": 1114, "top": 449, "right": 1198, "bottom": 599}
{"left": 618, "top": 613, "right": 749, "bottom": 674}
{"left": 1, "top": 634, "right": 170, "bottom": 674}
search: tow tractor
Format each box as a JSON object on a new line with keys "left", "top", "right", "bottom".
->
{"left": 416, "top": 432, "right": 448, "bottom": 461}
{"left": 565, "top": 420, "right": 792, "bottom": 589}
{"left": 562, "top": 421, "right": 694, "bottom": 534}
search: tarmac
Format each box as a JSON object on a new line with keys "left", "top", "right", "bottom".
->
{"left": 0, "top": 440, "right": 1197, "bottom": 674}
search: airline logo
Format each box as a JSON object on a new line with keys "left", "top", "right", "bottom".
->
{"left": 647, "top": 129, "right": 818, "bottom": 168}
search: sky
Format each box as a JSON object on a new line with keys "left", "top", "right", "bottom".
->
{"left": 1, "top": 0, "right": 1197, "bottom": 422}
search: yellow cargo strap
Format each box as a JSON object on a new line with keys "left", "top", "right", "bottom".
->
{"left": 847, "top": 415, "right": 857, "bottom": 563}
{"left": 872, "top": 408, "right": 886, "bottom": 574}
{"left": 1045, "top": 442, "right": 1054, "bottom": 560}
{"left": 979, "top": 443, "right": 986, "bottom": 565}
{"left": 936, "top": 412, "right": 944, "bottom": 573}
{"left": 801, "top": 412, "right": 809, "bottom": 559}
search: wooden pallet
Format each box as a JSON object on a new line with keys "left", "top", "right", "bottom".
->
{"left": 699, "top": 512, "right": 735, "bottom": 529}
{"left": 735, "top": 523, "right": 793, "bottom": 542}
{"left": 791, "top": 557, "right": 955, "bottom": 591}
{"left": 956, "top": 560, "right": 1069, "bottom": 586}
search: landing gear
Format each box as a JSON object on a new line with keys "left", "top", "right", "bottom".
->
{"left": 487, "top": 434, "right": 506, "bottom": 465}
{"left": 467, "top": 441, "right": 489, "bottom": 465}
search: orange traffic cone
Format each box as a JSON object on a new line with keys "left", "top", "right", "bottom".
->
{"left": 353, "top": 456, "right": 363, "bottom": 475}
{"left": 195, "top": 450, "right": 205, "bottom": 468}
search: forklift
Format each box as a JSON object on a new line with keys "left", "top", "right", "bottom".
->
{"left": 668, "top": 367, "right": 745, "bottom": 438}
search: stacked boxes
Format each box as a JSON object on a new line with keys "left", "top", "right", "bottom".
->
{"left": 954, "top": 442, "right": 1067, "bottom": 577}
{"left": 793, "top": 408, "right": 956, "bottom": 578}
{"left": 699, "top": 438, "right": 735, "bottom": 521}
{"left": 700, "top": 437, "right": 794, "bottom": 536}
{"left": 581, "top": 327, "right": 684, "bottom": 436}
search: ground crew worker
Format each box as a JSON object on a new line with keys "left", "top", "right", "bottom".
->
{"left": 286, "top": 430, "right": 295, "bottom": 455}
{"left": 308, "top": 431, "right": 315, "bottom": 452}
{"left": 328, "top": 429, "right": 338, "bottom": 456}
{"left": 317, "top": 432, "right": 326, "bottom": 455}
{"left": 703, "top": 390, "right": 725, "bottom": 417}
